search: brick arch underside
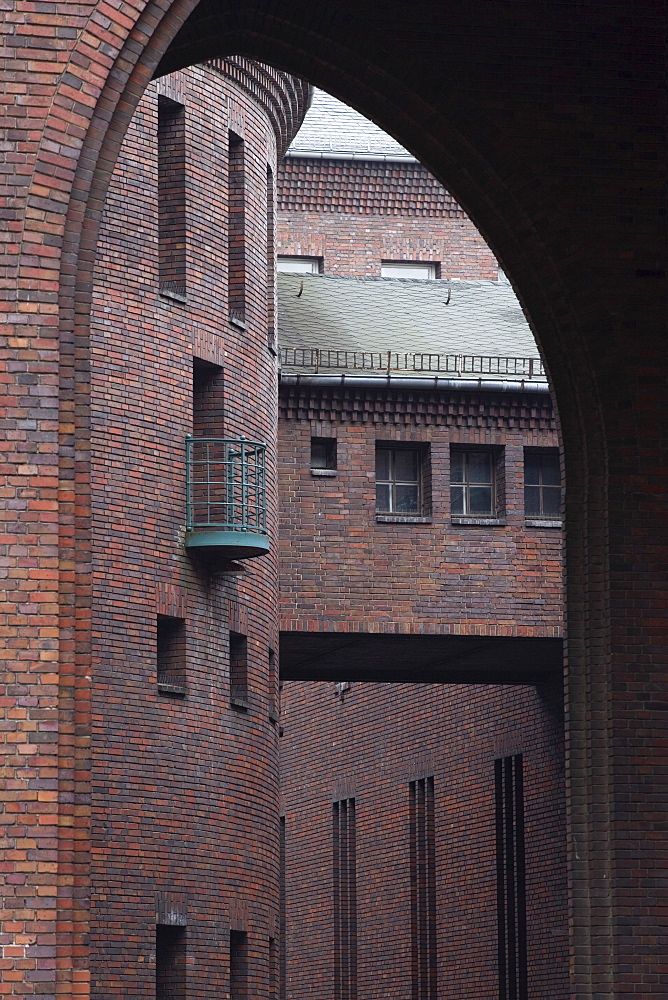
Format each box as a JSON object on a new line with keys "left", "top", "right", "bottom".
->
{"left": 12, "top": 0, "right": 664, "bottom": 996}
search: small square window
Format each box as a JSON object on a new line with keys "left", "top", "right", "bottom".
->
{"left": 277, "top": 255, "right": 322, "bottom": 274}
{"left": 311, "top": 437, "right": 337, "bottom": 470}
{"left": 450, "top": 449, "right": 496, "bottom": 516}
{"left": 376, "top": 446, "right": 425, "bottom": 514}
{"left": 381, "top": 261, "right": 438, "bottom": 280}
{"left": 524, "top": 449, "right": 561, "bottom": 517}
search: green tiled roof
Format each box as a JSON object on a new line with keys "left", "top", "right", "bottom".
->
{"left": 277, "top": 273, "right": 544, "bottom": 381}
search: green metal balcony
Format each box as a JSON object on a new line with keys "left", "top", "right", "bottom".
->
{"left": 185, "top": 436, "right": 270, "bottom": 560}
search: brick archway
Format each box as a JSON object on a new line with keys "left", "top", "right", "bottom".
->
{"left": 3, "top": 2, "right": 664, "bottom": 996}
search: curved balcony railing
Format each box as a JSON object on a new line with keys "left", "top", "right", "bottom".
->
{"left": 185, "top": 436, "right": 269, "bottom": 559}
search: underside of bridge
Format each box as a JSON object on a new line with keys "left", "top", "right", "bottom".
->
{"left": 280, "top": 633, "right": 563, "bottom": 684}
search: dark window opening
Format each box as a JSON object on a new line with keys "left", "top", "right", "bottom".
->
{"left": 158, "top": 96, "right": 187, "bottom": 301}
{"left": 230, "top": 630, "right": 249, "bottom": 708}
{"left": 524, "top": 449, "right": 561, "bottom": 518}
{"left": 156, "top": 924, "right": 186, "bottom": 1000}
{"left": 228, "top": 131, "right": 246, "bottom": 324}
{"left": 376, "top": 445, "right": 427, "bottom": 515}
{"left": 409, "top": 777, "right": 437, "bottom": 1000}
{"left": 193, "top": 357, "right": 224, "bottom": 438}
{"left": 157, "top": 614, "right": 187, "bottom": 696}
{"left": 450, "top": 448, "right": 497, "bottom": 516}
{"left": 230, "top": 930, "right": 248, "bottom": 1000}
{"left": 311, "top": 437, "right": 337, "bottom": 471}
{"left": 495, "top": 754, "right": 527, "bottom": 1000}
{"left": 333, "top": 798, "right": 357, "bottom": 1000}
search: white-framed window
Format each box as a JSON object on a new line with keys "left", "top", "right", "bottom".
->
{"left": 380, "top": 260, "right": 437, "bottom": 280}
{"left": 277, "top": 255, "right": 322, "bottom": 274}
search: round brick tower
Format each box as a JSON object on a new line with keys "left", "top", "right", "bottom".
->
{"left": 88, "top": 59, "right": 309, "bottom": 996}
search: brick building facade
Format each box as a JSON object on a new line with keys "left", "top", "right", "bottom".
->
{"left": 277, "top": 91, "right": 499, "bottom": 281}
{"left": 1, "top": 4, "right": 665, "bottom": 997}
{"left": 276, "top": 95, "right": 568, "bottom": 999}
{"left": 87, "top": 60, "right": 307, "bottom": 996}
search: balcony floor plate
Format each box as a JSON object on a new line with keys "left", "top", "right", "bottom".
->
{"left": 185, "top": 529, "right": 270, "bottom": 559}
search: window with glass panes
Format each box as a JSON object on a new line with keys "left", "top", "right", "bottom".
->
{"left": 450, "top": 450, "right": 495, "bottom": 516}
{"left": 524, "top": 450, "right": 560, "bottom": 517}
{"left": 376, "top": 447, "right": 421, "bottom": 514}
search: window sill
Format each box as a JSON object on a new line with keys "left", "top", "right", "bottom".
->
{"left": 311, "top": 468, "right": 337, "bottom": 477}
{"left": 159, "top": 286, "right": 187, "bottom": 304}
{"left": 376, "top": 514, "right": 432, "bottom": 524}
{"left": 157, "top": 681, "right": 187, "bottom": 697}
{"left": 230, "top": 696, "right": 249, "bottom": 711}
{"left": 525, "top": 518, "right": 562, "bottom": 528}
{"left": 451, "top": 516, "right": 506, "bottom": 526}
{"left": 229, "top": 315, "right": 247, "bottom": 330}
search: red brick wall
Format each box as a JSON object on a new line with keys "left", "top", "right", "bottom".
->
{"left": 87, "top": 63, "right": 292, "bottom": 996}
{"left": 0, "top": 4, "right": 664, "bottom": 997}
{"left": 277, "top": 359, "right": 566, "bottom": 993}
{"left": 278, "top": 387, "right": 562, "bottom": 635}
{"left": 277, "top": 381, "right": 567, "bottom": 997}
{"left": 280, "top": 678, "right": 568, "bottom": 1000}
{"left": 277, "top": 160, "right": 498, "bottom": 278}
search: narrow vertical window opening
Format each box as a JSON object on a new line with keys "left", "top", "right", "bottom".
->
{"left": 157, "top": 614, "right": 187, "bottom": 696}
{"left": 230, "top": 630, "right": 249, "bottom": 708}
{"left": 228, "top": 131, "right": 246, "bottom": 325}
{"left": 193, "top": 357, "right": 224, "bottom": 438}
{"left": 333, "top": 798, "right": 357, "bottom": 1000}
{"left": 495, "top": 754, "right": 527, "bottom": 1000}
{"left": 230, "top": 930, "right": 248, "bottom": 1000}
{"left": 156, "top": 924, "right": 186, "bottom": 1000}
{"left": 158, "top": 96, "right": 187, "bottom": 301}
{"left": 409, "top": 777, "right": 437, "bottom": 1000}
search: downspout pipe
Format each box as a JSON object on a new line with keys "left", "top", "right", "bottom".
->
{"left": 280, "top": 373, "right": 551, "bottom": 394}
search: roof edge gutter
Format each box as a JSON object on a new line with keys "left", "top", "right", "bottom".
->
{"left": 280, "top": 373, "right": 551, "bottom": 394}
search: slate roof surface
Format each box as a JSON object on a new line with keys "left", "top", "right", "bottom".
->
{"left": 286, "top": 88, "right": 414, "bottom": 161}
{"left": 277, "top": 273, "right": 545, "bottom": 381}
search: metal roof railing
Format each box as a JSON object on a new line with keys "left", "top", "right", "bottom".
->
{"left": 279, "top": 348, "right": 546, "bottom": 380}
